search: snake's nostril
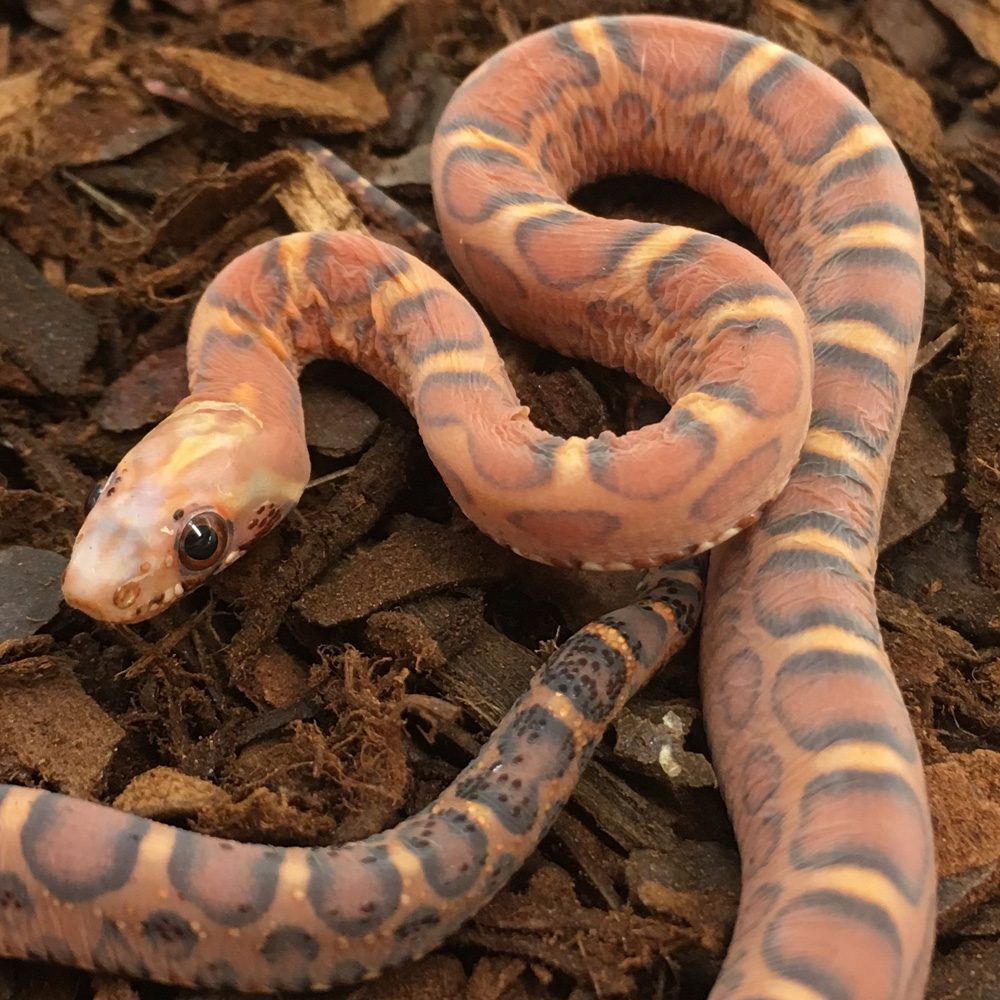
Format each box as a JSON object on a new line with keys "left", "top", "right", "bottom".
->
{"left": 113, "top": 581, "right": 142, "bottom": 610}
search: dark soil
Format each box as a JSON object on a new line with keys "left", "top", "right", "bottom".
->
{"left": 0, "top": 0, "right": 997, "bottom": 998}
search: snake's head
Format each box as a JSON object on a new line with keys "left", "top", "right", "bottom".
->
{"left": 62, "top": 399, "right": 309, "bottom": 624}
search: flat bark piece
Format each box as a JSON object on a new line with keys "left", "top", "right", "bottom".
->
{"left": 277, "top": 148, "right": 368, "bottom": 234}
{"left": 94, "top": 344, "right": 188, "bottom": 432}
{"left": 219, "top": 0, "right": 407, "bottom": 58}
{"left": 43, "top": 91, "right": 180, "bottom": 168}
{"left": 0, "top": 237, "right": 99, "bottom": 394}
{"left": 0, "top": 659, "right": 124, "bottom": 798}
{"left": 296, "top": 516, "right": 511, "bottom": 627}
{"left": 155, "top": 46, "right": 389, "bottom": 132}
{"left": 301, "top": 382, "right": 381, "bottom": 457}
{"left": 869, "top": 0, "right": 951, "bottom": 73}
{"left": 927, "top": 0, "right": 1000, "bottom": 64}
{"left": 927, "top": 938, "right": 1000, "bottom": 999}
{"left": 114, "top": 765, "right": 232, "bottom": 820}
{"left": 851, "top": 53, "right": 945, "bottom": 173}
{"left": 926, "top": 751, "right": 1000, "bottom": 878}
{"left": 938, "top": 858, "right": 1000, "bottom": 934}
{"left": 0, "top": 545, "right": 68, "bottom": 641}
{"left": 881, "top": 396, "right": 955, "bottom": 551}
{"left": 626, "top": 843, "right": 739, "bottom": 954}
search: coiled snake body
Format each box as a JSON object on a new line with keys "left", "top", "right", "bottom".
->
{"left": 2, "top": 15, "right": 933, "bottom": 999}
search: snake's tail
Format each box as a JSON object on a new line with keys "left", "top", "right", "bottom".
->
{"left": 0, "top": 560, "right": 702, "bottom": 991}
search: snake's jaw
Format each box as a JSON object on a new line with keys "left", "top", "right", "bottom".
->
{"left": 62, "top": 398, "right": 309, "bottom": 623}
{"left": 62, "top": 506, "right": 177, "bottom": 623}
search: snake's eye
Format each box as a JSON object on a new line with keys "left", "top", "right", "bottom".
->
{"left": 178, "top": 511, "right": 229, "bottom": 571}
{"left": 84, "top": 479, "right": 106, "bottom": 514}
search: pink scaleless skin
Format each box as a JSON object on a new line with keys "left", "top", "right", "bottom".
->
{"left": 2, "top": 14, "right": 932, "bottom": 999}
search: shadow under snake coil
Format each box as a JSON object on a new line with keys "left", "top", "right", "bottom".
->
{"left": 2, "top": 14, "right": 934, "bottom": 1000}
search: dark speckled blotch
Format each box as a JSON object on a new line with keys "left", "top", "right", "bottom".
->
{"left": 540, "top": 629, "right": 628, "bottom": 721}
{"left": 307, "top": 840, "right": 402, "bottom": 937}
{"left": 456, "top": 705, "right": 576, "bottom": 835}
{"left": 400, "top": 808, "right": 489, "bottom": 898}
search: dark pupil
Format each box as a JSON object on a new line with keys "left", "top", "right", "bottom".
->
{"left": 183, "top": 521, "right": 219, "bottom": 560}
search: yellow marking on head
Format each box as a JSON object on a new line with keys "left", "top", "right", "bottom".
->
{"left": 163, "top": 434, "right": 226, "bottom": 477}
{"left": 171, "top": 399, "right": 264, "bottom": 431}
{"left": 159, "top": 405, "right": 262, "bottom": 483}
